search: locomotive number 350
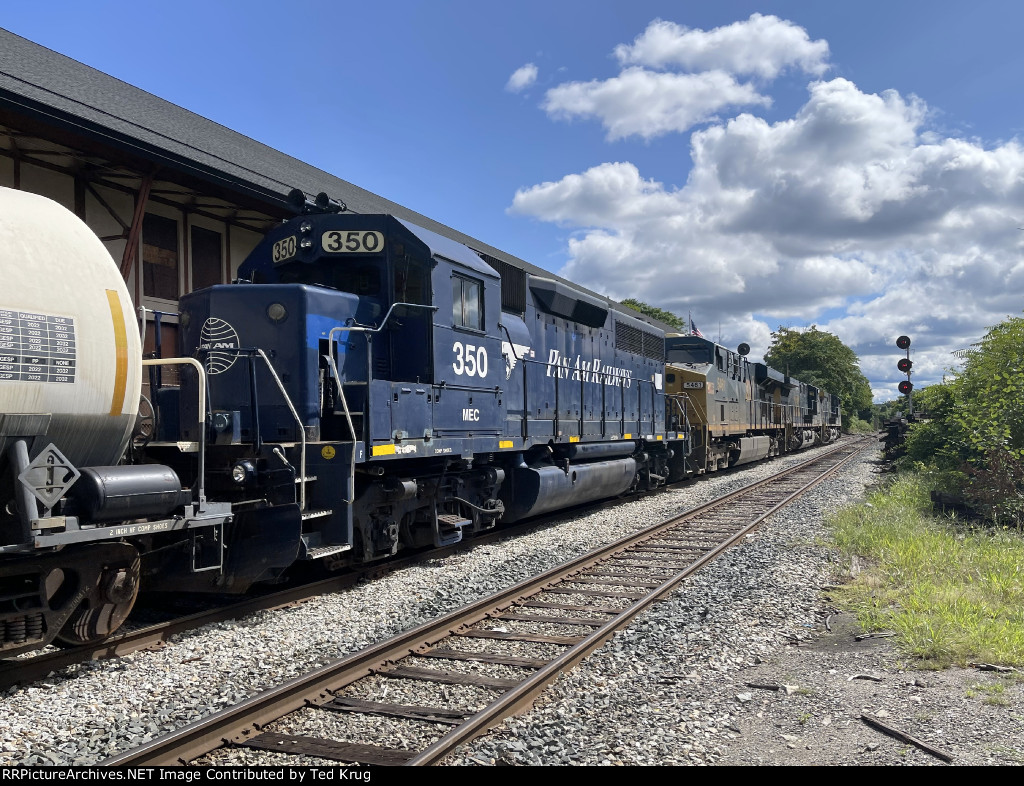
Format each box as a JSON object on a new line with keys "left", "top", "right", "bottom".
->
{"left": 452, "top": 342, "right": 488, "bottom": 377}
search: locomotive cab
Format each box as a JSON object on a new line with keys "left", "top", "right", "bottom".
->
{"left": 665, "top": 335, "right": 772, "bottom": 472}
{"left": 160, "top": 212, "right": 509, "bottom": 586}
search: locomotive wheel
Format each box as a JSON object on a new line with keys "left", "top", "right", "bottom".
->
{"left": 55, "top": 554, "right": 141, "bottom": 646}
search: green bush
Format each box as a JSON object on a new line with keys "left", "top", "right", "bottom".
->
{"left": 901, "top": 314, "right": 1024, "bottom": 527}
{"left": 844, "top": 416, "right": 875, "bottom": 434}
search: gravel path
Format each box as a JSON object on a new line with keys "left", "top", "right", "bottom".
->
{"left": 3, "top": 440, "right": 1018, "bottom": 767}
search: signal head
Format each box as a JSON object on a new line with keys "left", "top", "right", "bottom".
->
{"left": 897, "top": 358, "right": 913, "bottom": 373}
{"left": 898, "top": 380, "right": 913, "bottom": 395}
{"left": 896, "top": 335, "right": 911, "bottom": 350}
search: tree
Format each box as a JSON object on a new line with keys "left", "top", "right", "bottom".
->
{"left": 899, "top": 315, "right": 1024, "bottom": 525}
{"left": 763, "top": 325, "right": 873, "bottom": 419}
{"left": 620, "top": 299, "right": 685, "bottom": 331}
{"left": 948, "top": 316, "right": 1024, "bottom": 461}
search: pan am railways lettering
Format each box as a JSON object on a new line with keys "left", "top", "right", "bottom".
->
{"left": 545, "top": 349, "right": 633, "bottom": 388}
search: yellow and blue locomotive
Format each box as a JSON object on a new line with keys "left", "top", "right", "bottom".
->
{"left": 665, "top": 334, "right": 841, "bottom": 474}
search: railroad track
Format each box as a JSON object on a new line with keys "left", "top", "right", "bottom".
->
{"left": 101, "top": 436, "right": 870, "bottom": 767}
{"left": 0, "top": 513, "right": 559, "bottom": 690}
{"left": 1, "top": 439, "right": 843, "bottom": 689}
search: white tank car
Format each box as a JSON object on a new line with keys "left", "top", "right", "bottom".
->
{"left": 0, "top": 186, "right": 141, "bottom": 470}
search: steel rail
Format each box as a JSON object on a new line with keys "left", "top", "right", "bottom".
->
{"left": 0, "top": 574, "right": 364, "bottom": 690}
{"left": 407, "top": 436, "right": 869, "bottom": 765}
{"left": 100, "top": 436, "right": 870, "bottom": 767}
{"left": 1, "top": 482, "right": 652, "bottom": 688}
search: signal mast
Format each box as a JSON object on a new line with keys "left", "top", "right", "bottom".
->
{"left": 896, "top": 335, "right": 913, "bottom": 416}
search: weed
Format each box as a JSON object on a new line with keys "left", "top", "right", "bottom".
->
{"left": 828, "top": 474, "right": 1024, "bottom": 668}
{"left": 987, "top": 746, "right": 1024, "bottom": 763}
{"left": 969, "top": 682, "right": 1012, "bottom": 706}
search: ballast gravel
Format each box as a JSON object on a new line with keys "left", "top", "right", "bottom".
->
{"left": 2, "top": 441, "right": 1021, "bottom": 767}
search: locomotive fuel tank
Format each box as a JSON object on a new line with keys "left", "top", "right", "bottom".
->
{"left": 0, "top": 187, "right": 141, "bottom": 473}
{"left": 499, "top": 457, "right": 638, "bottom": 522}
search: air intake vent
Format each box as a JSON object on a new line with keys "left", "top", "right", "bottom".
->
{"left": 615, "top": 321, "right": 664, "bottom": 361}
{"left": 477, "top": 252, "right": 527, "bottom": 315}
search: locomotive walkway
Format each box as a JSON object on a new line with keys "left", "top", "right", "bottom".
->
{"left": 100, "top": 436, "right": 871, "bottom": 767}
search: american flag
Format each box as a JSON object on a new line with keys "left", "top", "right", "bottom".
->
{"left": 690, "top": 318, "right": 703, "bottom": 338}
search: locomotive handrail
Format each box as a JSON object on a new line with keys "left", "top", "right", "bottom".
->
{"left": 142, "top": 358, "right": 207, "bottom": 507}
{"left": 137, "top": 306, "right": 178, "bottom": 390}
{"left": 668, "top": 393, "right": 691, "bottom": 438}
{"left": 192, "top": 348, "right": 309, "bottom": 511}
{"left": 323, "top": 302, "right": 437, "bottom": 506}
{"left": 329, "top": 301, "right": 438, "bottom": 338}
{"left": 322, "top": 351, "right": 356, "bottom": 506}
{"left": 255, "top": 349, "right": 308, "bottom": 512}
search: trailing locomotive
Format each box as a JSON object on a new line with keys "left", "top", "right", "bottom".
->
{"left": 664, "top": 335, "right": 842, "bottom": 474}
{"left": 0, "top": 188, "right": 841, "bottom": 657}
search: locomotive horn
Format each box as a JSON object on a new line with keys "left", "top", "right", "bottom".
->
{"left": 287, "top": 188, "right": 320, "bottom": 215}
{"left": 737, "top": 343, "right": 750, "bottom": 356}
{"left": 315, "top": 192, "right": 346, "bottom": 214}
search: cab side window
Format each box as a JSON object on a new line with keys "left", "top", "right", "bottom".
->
{"left": 452, "top": 275, "right": 483, "bottom": 330}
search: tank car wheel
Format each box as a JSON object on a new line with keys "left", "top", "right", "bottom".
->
{"left": 55, "top": 554, "right": 141, "bottom": 646}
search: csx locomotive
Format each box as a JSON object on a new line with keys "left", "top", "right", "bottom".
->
{"left": 0, "top": 187, "right": 840, "bottom": 657}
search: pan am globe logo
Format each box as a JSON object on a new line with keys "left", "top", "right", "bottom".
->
{"left": 199, "top": 317, "right": 239, "bottom": 375}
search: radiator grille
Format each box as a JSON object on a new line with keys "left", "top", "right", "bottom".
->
{"left": 477, "top": 252, "right": 526, "bottom": 315}
{"left": 614, "top": 320, "right": 664, "bottom": 361}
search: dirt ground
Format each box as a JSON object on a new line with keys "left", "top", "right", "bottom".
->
{"left": 713, "top": 612, "right": 1024, "bottom": 766}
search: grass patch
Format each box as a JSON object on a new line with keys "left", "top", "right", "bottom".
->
{"left": 829, "top": 474, "right": 1024, "bottom": 668}
{"left": 966, "top": 682, "right": 1011, "bottom": 706}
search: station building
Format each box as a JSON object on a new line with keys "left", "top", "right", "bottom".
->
{"left": 0, "top": 27, "right": 584, "bottom": 377}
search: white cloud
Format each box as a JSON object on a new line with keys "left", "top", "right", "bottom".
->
{"left": 512, "top": 69, "right": 1024, "bottom": 402}
{"left": 543, "top": 68, "right": 770, "bottom": 141}
{"left": 538, "top": 14, "right": 827, "bottom": 141}
{"left": 614, "top": 14, "right": 830, "bottom": 79}
{"left": 506, "top": 63, "right": 538, "bottom": 93}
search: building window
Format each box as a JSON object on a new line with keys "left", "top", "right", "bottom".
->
{"left": 142, "top": 213, "right": 179, "bottom": 300}
{"left": 190, "top": 225, "right": 223, "bottom": 292}
{"left": 452, "top": 275, "right": 483, "bottom": 330}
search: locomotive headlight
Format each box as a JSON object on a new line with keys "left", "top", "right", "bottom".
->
{"left": 299, "top": 221, "right": 312, "bottom": 233}
{"left": 231, "top": 460, "right": 256, "bottom": 485}
{"left": 299, "top": 238, "right": 313, "bottom": 248}
{"left": 266, "top": 302, "right": 288, "bottom": 323}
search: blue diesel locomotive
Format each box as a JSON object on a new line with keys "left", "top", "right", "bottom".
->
{"left": 143, "top": 200, "right": 681, "bottom": 593}
{"left": 0, "top": 191, "right": 840, "bottom": 656}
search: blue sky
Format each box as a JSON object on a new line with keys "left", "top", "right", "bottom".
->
{"left": 4, "top": 1, "right": 1024, "bottom": 402}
